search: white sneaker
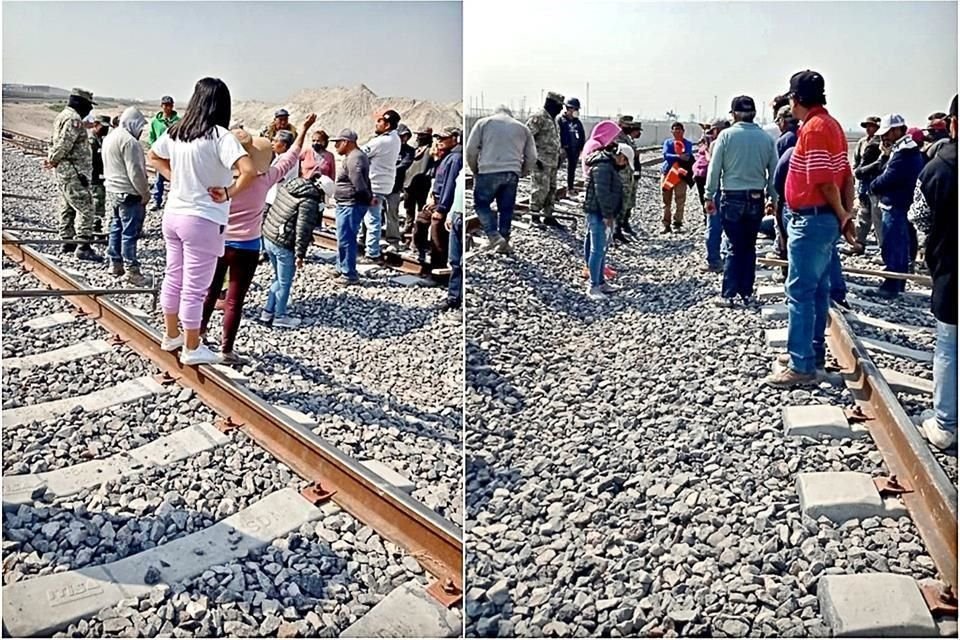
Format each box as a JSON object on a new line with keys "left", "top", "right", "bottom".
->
{"left": 712, "top": 296, "right": 736, "bottom": 308}
{"left": 600, "top": 282, "right": 620, "bottom": 294}
{"left": 179, "top": 343, "right": 222, "bottom": 366}
{"left": 273, "top": 315, "right": 302, "bottom": 328}
{"left": 920, "top": 415, "right": 957, "bottom": 450}
{"left": 586, "top": 286, "right": 606, "bottom": 300}
{"left": 160, "top": 333, "right": 184, "bottom": 351}
{"left": 259, "top": 310, "right": 274, "bottom": 323}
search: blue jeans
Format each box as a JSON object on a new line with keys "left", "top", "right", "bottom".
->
{"left": 153, "top": 173, "right": 166, "bottom": 208}
{"left": 361, "top": 193, "right": 388, "bottom": 258}
{"left": 934, "top": 321, "right": 958, "bottom": 432}
{"left": 880, "top": 205, "right": 908, "bottom": 294}
{"left": 263, "top": 237, "right": 296, "bottom": 317}
{"left": 447, "top": 211, "right": 463, "bottom": 304}
{"left": 106, "top": 194, "right": 145, "bottom": 268}
{"left": 718, "top": 190, "right": 764, "bottom": 298}
{"left": 473, "top": 171, "right": 519, "bottom": 239}
{"left": 583, "top": 212, "right": 608, "bottom": 288}
{"left": 336, "top": 203, "right": 367, "bottom": 280}
{"left": 705, "top": 209, "right": 723, "bottom": 267}
{"left": 785, "top": 208, "right": 840, "bottom": 374}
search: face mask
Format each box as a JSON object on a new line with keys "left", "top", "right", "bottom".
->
{"left": 572, "top": 110, "right": 580, "bottom": 118}
{"left": 312, "top": 143, "right": 324, "bottom": 152}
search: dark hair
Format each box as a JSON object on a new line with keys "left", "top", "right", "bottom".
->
{"left": 167, "top": 77, "right": 232, "bottom": 142}
{"left": 671, "top": 122, "right": 684, "bottom": 131}
{"left": 950, "top": 95, "right": 958, "bottom": 119}
{"left": 793, "top": 92, "right": 826, "bottom": 108}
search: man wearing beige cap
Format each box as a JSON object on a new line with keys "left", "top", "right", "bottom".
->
{"left": 330, "top": 129, "right": 372, "bottom": 284}
{"left": 45, "top": 87, "right": 102, "bottom": 261}
{"left": 848, "top": 115, "right": 884, "bottom": 254}
{"left": 525, "top": 91, "right": 565, "bottom": 229}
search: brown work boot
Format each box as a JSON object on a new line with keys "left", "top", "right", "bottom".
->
{"left": 763, "top": 367, "right": 817, "bottom": 388}
{"left": 110, "top": 262, "right": 125, "bottom": 277}
{"left": 126, "top": 267, "right": 148, "bottom": 287}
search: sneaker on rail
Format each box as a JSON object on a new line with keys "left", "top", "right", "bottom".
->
{"left": 586, "top": 285, "right": 607, "bottom": 300}
{"left": 179, "top": 343, "right": 222, "bottom": 366}
{"left": 272, "top": 315, "right": 302, "bottom": 329}
{"left": 110, "top": 262, "right": 125, "bottom": 277}
{"left": 763, "top": 367, "right": 817, "bottom": 388}
{"left": 160, "top": 333, "right": 184, "bottom": 352}
{"left": 920, "top": 415, "right": 957, "bottom": 451}
{"left": 258, "top": 310, "right": 274, "bottom": 324}
{"left": 74, "top": 244, "right": 103, "bottom": 262}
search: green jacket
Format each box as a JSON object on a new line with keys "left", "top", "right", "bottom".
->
{"left": 148, "top": 111, "right": 181, "bottom": 145}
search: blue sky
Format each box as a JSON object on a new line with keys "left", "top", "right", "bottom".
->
{"left": 2, "top": 0, "right": 463, "bottom": 103}
{"left": 466, "top": 0, "right": 958, "bottom": 130}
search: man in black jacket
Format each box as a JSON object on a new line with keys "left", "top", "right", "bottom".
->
{"left": 403, "top": 128, "right": 435, "bottom": 244}
{"left": 558, "top": 97, "right": 586, "bottom": 193}
{"left": 909, "top": 95, "right": 957, "bottom": 450}
{"left": 90, "top": 115, "right": 112, "bottom": 234}
{"left": 386, "top": 124, "right": 415, "bottom": 253}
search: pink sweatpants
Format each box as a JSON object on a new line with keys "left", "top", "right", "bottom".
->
{"left": 160, "top": 213, "right": 224, "bottom": 330}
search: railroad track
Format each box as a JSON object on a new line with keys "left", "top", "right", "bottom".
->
{"left": 463, "top": 170, "right": 957, "bottom": 637}
{"left": 0, "top": 234, "right": 463, "bottom": 637}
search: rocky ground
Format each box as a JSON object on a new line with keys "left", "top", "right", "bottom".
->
{"left": 2, "top": 144, "right": 463, "bottom": 524}
{"left": 1, "top": 143, "right": 463, "bottom": 637}
{"left": 463, "top": 171, "right": 956, "bottom": 638}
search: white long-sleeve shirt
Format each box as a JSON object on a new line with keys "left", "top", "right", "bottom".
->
{"left": 361, "top": 130, "right": 401, "bottom": 195}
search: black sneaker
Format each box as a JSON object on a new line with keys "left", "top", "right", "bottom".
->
{"left": 673, "top": 222, "right": 683, "bottom": 231}
{"left": 441, "top": 299, "right": 461, "bottom": 312}
{"left": 621, "top": 220, "right": 637, "bottom": 236}
{"left": 61, "top": 243, "right": 77, "bottom": 254}
{"left": 613, "top": 230, "right": 630, "bottom": 244}
{"left": 74, "top": 245, "right": 104, "bottom": 262}
{"left": 543, "top": 217, "right": 567, "bottom": 231}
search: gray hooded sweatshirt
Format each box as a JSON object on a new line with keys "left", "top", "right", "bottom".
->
{"left": 103, "top": 107, "right": 150, "bottom": 202}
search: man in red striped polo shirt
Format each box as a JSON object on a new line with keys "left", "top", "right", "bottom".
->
{"left": 765, "top": 70, "right": 860, "bottom": 388}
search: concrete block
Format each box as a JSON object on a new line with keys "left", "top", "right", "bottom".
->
{"left": 757, "top": 285, "right": 784, "bottom": 300}
{"left": 783, "top": 405, "right": 866, "bottom": 440}
{"left": 845, "top": 311, "right": 933, "bottom": 336}
{"left": 761, "top": 304, "right": 787, "bottom": 321}
{"left": 24, "top": 312, "right": 78, "bottom": 330}
{"left": 765, "top": 327, "right": 788, "bottom": 348}
{"left": 2, "top": 423, "right": 229, "bottom": 508}
{"left": 1, "top": 488, "right": 322, "bottom": 638}
{"left": 361, "top": 460, "right": 416, "bottom": 494}
{"left": 818, "top": 573, "right": 937, "bottom": 637}
{"left": 881, "top": 369, "right": 933, "bottom": 396}
{"left": 796, "top": 472, "right": 905, "bottom": 522}
{"left": 314, "top": 249, "right": 337, "bottom": 261}
{"left": 3, "top": 339, "right": 112, "bottom": 370}
{"left": 356, "top": 264, "right": 379, "bottom": 275}
{"left": 392, "top": 275, "right": 430, "bottom": 287}
{"left": 342, "top": 580, "right": 460, "bottom": 638}
{"left": 861, "top": 337, "right": 933, "bottom": 364}
{"left": 1, "top": 268, "right": 18, "bottom": 278}
{"left": 274, "top": 405, "right": 317, "bottom": 428}
{"left": 2, "top": 376, "right": 165, "bottom": 428}
{"left": 120, "top": 305, "right": 152, "bottom": 321}
{"left": 847, "top": 295, "right": 886, "bottom": 311}
{"left": 210, "top": 364, "right": 249, "bottom": 385}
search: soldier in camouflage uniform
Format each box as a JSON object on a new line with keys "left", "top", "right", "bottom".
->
{"left": 90, "top": 115, "right": 112, "bottom": 234}
{"left": 46, "top": 88, "right": 102, "bottom": 261}
{"left": 612, "top": 115, "right": 643, "bottom": 242}
{"left": 525, "top": 91, "right": 565, "bottom": 229}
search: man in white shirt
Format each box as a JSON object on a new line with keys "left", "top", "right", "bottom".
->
{"left": 358, "top": 109, "right": 402, "bottom": 262}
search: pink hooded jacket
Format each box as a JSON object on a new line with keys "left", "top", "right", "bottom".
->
{"left": 581, "top": 121, "right": 622, "bottom": 175}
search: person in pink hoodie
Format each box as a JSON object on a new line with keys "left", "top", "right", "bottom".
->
{"left": 199, "top": 113, "right": 317, "bottom": 364}
{"left": 580, "top": 120, "right": 621, "bottom": 281}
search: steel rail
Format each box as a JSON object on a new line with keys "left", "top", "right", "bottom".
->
{"left": 760, "top": 256, "right": 933, "bottom": 287}
{"left": 1, "top": 231, "right": 463, "bottom": 602}
{"left": 826, "top": 308, "right": 957, "bottom": 595}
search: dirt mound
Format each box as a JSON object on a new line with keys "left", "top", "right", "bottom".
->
{"left": 231, "top": 85, "right": 462, "bottom": 140}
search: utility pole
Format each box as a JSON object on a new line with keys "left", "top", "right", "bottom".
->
{"left": 585, "top": 81, "right": 590, "bottom": 115}
{"left": 481, "top": 92, "right": 484, "bottom": 111}
{"left": 713, "top": 95, "right": 718, "bottom": 119}
{"left": 698, "top": 104, "right": 702, "bottom": 122}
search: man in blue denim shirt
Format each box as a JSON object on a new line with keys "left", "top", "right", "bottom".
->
{"left": 704, "top": 95, "right": 778, "bottom": 306}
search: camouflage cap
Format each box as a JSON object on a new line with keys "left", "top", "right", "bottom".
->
{"left": 414, "top": 127, "right": 433, "bottom": 136}
{"left": 545, "top": 91, "right": 564, "bottom": 104}
{"left": 96, "top": 115, "right": 113, "bottom": 127}
{"left": 71, "top": 88, "right": 96, "bottom": 104}
{"left": 618, "top": 115, "right": 642, "bottom": 130}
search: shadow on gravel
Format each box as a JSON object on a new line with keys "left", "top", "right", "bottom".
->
{"left": 295, "top": 291, "right": 437, "bottom": 339}
{"left": 465, "top": 340, "right": 526, "bottom": 412}
{"left": 257, "top": 352, "right": 460, "bottom": 446}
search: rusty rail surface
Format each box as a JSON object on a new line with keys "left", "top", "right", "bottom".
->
{"left": 826, "top": 308, "right": 957, "bottom": 595}
{"left": 760, "top": 256, "right": 933, "bottom": 287}
{"left": 1, "top": 231, "right": 463, "bottom": 602}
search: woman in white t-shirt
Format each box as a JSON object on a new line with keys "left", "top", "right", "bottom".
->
{"left": 148, "top": 77, "right": 257, "bottom": 365}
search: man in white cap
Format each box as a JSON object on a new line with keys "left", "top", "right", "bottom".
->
{"left": 330, "top": 129, "right": 372, "bottom": 285}
{"left": 868, "top": 113, "right": 925, "bottom": 299}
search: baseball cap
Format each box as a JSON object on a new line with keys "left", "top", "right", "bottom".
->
{"left": 925, "top": 118, "right": 947, "bottom": 132}
{"left": 710, "top": 117, "right": 729, "bottom": 130}
{"left": 397, "top": 124, "right": 412, "bottom": 137}
{"left": 859, "top": 116, "right": 881, "bottom": 129}
{"left": 415, "top": 127, "right": 433, "bottom": 137}
{"left": 96, "top": 115, "right": 112, "bottom": 127}
{"left": 907, "top": 127, "right": 925, "bottom": 145}
{"left": 730, "top": 95, "right": 756, "bottom": 113}
{"left": 785, "top": 70, "right": 825, "bottom": 102}
{"left": 876, "top": 114, "right": 907, "bottom": 136}
{"left": 160, "top": 95, "right": 174, "bottom": 105}
{"left": 775, "top": 105, "right": 794, "bottom": 121}
{"left": 274, "top": 108, "right": 289, "bottom": 118}
{"left": 928, "top": 111, "right": 948, "bottom": 122}
{"left": 616, "top": 143, "right": 634, "bottom": 160}
{"left": 565, "top": 97, "right": 581, "bottom": 110}
{"left": 330, "top": 128, "right": 358, "bottom": 143}
{"left": 434, "top": 126, "right": 461, "bottom": 139}
{"left": 381, "top": 109, "right": 401, "bottom": 128}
